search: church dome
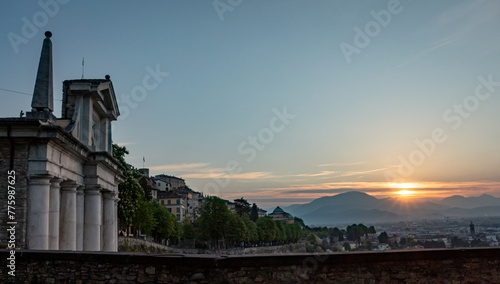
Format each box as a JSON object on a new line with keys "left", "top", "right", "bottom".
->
{"left": 273, "top": 206, "right": 284, "bottom": 213}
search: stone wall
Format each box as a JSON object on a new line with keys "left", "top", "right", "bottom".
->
{"left": 118, "top": 236, "right": 306, "bottom": 255}
{"left": 0, "top": 248, "right": 499, "bottom": 283}
{"left": 0, "top": 139, "right": 29, "bottom": 249}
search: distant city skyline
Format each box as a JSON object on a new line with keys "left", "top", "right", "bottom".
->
{"left": 2, "top": 1, "right": 500, "bottom": 208}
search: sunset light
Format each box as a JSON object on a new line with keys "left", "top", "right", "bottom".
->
{"left": 395, "top": 189, "right": 417, "bottom": 197}
{"left": 390, "top": 182, "right": 419, "bottom": 189}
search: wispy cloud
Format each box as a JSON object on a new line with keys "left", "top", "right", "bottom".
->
{"left": 334, "top": 167, "right": 391, "bottom": 178}
{"left": 317, "top": 161, "right": 366, "bottom": 167}
{"left": 292, "top": 171, "right": 338, "bottom": 177}
{"left": 397, "top": 0, "right": 500, "bottom": 69}
{"left": 115, "top": 142, "right": 137, "bottom": 146}
{"left": 149, "top": 163, "right": 210, "bottom": 172}
{"left": 182, "top": 171, "right": 275, "bottom": 180}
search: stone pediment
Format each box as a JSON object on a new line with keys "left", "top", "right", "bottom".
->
{"left": 62, "top": 78, "right": 119, "bottom": 121}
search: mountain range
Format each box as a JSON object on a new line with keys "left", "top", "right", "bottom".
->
{"left": 280, "top": 191, "right": 500, "bottom": 226}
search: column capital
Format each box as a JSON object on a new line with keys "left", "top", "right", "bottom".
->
{"left": 60, "top": 180, "right": 79, "bottom": 192}
{"left": 29, "top": 174, "right": 53, "bottom": 185}
{"left": 50, "top": 177, "right": 63, "bottom": 185}
{"left": 77, "top": 186, "right": 85, "bottom": 195}
{"left": 85, "top": 186, "right": 102, "bottom": 195}
{"left": 102, "top": 191, "right": 117, "bottom": 200}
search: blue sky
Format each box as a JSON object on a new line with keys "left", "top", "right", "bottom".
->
{"left": 2, "top": 0, "right": 500, "bottom": 208}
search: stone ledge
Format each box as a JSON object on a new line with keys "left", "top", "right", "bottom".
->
{"left": 1, "top": 248, "right": 499, "bottom": 283}
{"left": 2, "top": 247, "right": 499, "bottom": 267}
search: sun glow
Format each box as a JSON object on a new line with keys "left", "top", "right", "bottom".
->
{"left": 395, "top": 189, "right": 417, "bottom": 197}
{"left": 390, "top": 182, "right": 418, "bottom": 189}
{"left": 389, "top": 183, "right": 420, "bottom": 198}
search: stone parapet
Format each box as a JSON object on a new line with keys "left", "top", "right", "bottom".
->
{"left": 0, "top": 248, "right": 499, "bottom": 283}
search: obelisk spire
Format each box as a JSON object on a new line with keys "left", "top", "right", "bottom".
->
{"left": 31, "top": 31, "right": 53, "bottom": 112}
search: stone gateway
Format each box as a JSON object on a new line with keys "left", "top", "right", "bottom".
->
{"left": 0, "top": 31, "right": 123, "bottom": 251}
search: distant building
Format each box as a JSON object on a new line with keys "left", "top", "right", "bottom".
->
{"left": 225, "top": 200, "right": 236, "bottom": 212}
{"left": 155, "top": 174, "right": 185, "bottom": 190}
{"left": 138, "top": 168, "right": 149, "bottom": 177}
{"left": 185, "top": 189, "right": 203, "bottom": 220}
{"left": 151, "top": 177, "right": 171, "bottom": 192}
{"left": 269, "top": 206, "right": 294, "bottom": 224}
{"left": 158, "top": 191, "right": 187, "bottom": 222}
{"left": 138, "top": 174, "right": 157, "bottom": 200}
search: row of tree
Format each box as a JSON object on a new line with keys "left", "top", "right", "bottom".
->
{"left": 185, "top": 196, "right": 303, "bottom": 249}
{"left": 308, "top": 224, "right": 376, "bottom": 246}
{"left": 305, "top": 224, "right": 377, "bottom": 252}
{"left": 113, "top": 144, "right": 304, "bottom": 248}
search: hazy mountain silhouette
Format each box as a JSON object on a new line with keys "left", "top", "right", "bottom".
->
{"left": 440, "top": 194, "right": 500, "bottom": 209}
{"left": 283, "top": 191, "right": 500, "bottom": 226}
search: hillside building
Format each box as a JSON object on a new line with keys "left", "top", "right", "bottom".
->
{"left": 155, "top": 174, "right": 185, "bottom": 190}
{"left": 269, "top": 206, "right": 294, "bottom": 224}
{"left": 158, "top": 191, "right": 187, "bottom": 221}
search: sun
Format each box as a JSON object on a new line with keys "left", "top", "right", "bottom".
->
{"left": 390, "top": 182, "right": 418, "bottom": 189}
{"left": 395, "top": 189, "right": 417, "bottom": 197}
{"left": 389, "top": 183, "right": 419, "bottom": 198}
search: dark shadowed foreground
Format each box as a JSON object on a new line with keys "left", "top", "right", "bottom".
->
{"left": 1, "top": 248, "right": 499, "bottom": 283}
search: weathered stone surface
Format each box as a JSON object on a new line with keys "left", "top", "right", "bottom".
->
{"left": 1, "top": 248, "right": 499, "bottom": 283}
{"left": 190, "top": 272, "right": 204, "bottom": 280}
{"left": 145, "top": 266, "right": 155, "bottom": 275}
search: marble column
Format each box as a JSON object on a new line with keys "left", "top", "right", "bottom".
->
{"left": 114, "top": 197, "right": 119, "bottom": 251}
{"left": 48, "top": 178, "right": 62, "bottom": 250}
{"left": 102, "top": 192, "right": 116, "bottom": 251}
{"left": 76, "top": 186, "right": 85, "bottom": 251}
{"left": 83, "top": 187, "right": 102, "bottom": 251}
{"left": 59, "top": 181, "right": 78, "bottom": 250}
{"left": 27, "top": 175, "right": 52, "bottom": 250}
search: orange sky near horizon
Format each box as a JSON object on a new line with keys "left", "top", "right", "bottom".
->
{"left": 221, "top": 181, "right": 500, "bottom": 208}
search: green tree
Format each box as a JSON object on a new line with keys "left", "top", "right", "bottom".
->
{"left": 288, "top": 222, "right": 303, "bottom": 242}
{"left": 112, "top": 144, "right": 145, "bottom": 235}
{"left": 133, "top": 200, "right": 157, "bottom": 235}
{"left": 399, "top": 237, "right": 407, "bottom": 247}
{"left": 181, "top": 218, "right": 195, "bottom": 240}
{"left": 358, "top": 224, "right": 368, "bottom": 238}
{"left": 294, "top": 217, "right": 306, "bottom": 229}
{"left": 250, "top": 203, "right": 259, "bottom": 222}
{"left": 180, "top": 218, "right": 196, "bottom": 248}
{"left": 362, "top": 238, "right": 373, "bottom": 251}
{"left": 256, "top": 216, "right": 277, "bottom": 244}
{"left": 275, "top": 221, "right": 287, "bottom": 243}
{"left": 378, "top": 232, "right": 389, "bottom": 244}
{"left": 346, "top": 224, "right": 362, "bottom": 245}
{"left": 234, "top": 197, "right": 251, "bottom": 217}
{"left": 367, "top": 226, "right": 376, "bottom": 235}
{"left": 197, "top": 196, "right": 231, "bottom": 248}
{"left": 242, "top": 214, "right": 258, "bottom": 244}
{"left": 405, "top": 237, "right": 416, "bottom": 248}
{"left": 151, "top": 202, "right": 177, "bottom": 242}
{"left": 343, "top": 242, "right": 351, "bottom": 251}
{"left": 338, "top": 231, "right": 345, "bottom": 241}
{"left": 226, "top": 212, "right": 247, "bottom": 247}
